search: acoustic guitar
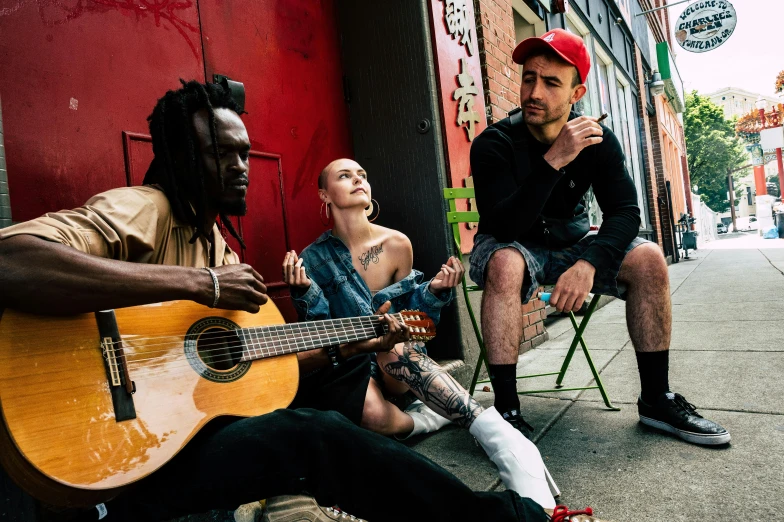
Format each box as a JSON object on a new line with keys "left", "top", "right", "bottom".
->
{"left": 0, "top": 300, "right": 435, "bottom": 507}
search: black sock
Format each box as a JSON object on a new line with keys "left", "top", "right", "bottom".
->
{"left": 488, "top": 364, "right": 521, "bottom": 414}
{"left": 635, "top": 351, "right": 670, "bottom": 404}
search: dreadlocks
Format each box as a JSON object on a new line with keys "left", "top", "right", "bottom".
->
{"left": 144, "top": 79, "right": 246, "bottom": 248}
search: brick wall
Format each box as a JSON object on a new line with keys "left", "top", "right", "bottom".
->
{"left": 520, "top": 297, "right": 547, "bottom": 353}
{"left": 0, "top": 95, "right": 10, "bottom": 228}
{"left": 632, "top": 47, "right": 664, "bottom": 248}
{"left": 473, "top": 0, "right": 520, "bottom": 124}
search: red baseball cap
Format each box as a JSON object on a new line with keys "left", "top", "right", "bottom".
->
{"left": 512, "top": 28, "right": 591, "bottom": 84}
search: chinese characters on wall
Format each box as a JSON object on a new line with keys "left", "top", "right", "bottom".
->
{"left": 439, "top": 0, "right": 479, "bottom": 142}
{"left": 454, "top": 58, "right": 481, "bottom": 141}
{"left": 441, "top": 0, "right": 475, "bottom": 55}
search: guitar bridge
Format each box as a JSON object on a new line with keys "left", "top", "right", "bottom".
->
{"left": 95, "top": 310, "right": 137, "bottom": 422}
{"left": 101, "top": 337, "right": 122, "bottom": 387}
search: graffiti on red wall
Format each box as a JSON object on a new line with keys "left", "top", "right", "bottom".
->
{"left": 0, "top": 0, "right": 200, "bottom": 59}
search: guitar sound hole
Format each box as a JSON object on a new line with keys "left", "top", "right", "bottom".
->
{"left": 196, "top": 328, "right": 243, "bottom": 371}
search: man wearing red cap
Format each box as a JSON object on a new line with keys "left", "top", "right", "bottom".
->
{"left": 469, "top": 29, "right": 729, "bottom": 447}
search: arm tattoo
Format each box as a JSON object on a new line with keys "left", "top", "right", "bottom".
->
{"left": 358, "top": 244, "right": 383, "bottom": 271}
{"left": 383, "top": 343, "right": 482, "bottom": 428}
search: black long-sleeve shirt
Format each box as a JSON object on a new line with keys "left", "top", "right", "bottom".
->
{"left": 470, "top": 111, "right": 641, "bottom": 272}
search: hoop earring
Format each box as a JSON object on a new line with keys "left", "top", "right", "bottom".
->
{"left": 365, "top": 198, "right": 380, "bottom": 223}
{"left": 320, "top": 202, "right": 332, "bottom": 227}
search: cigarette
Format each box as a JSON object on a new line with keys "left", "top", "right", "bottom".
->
{"left": 597, "top": 113, "right": 609, "bottom": 123}
{"left": 295, "top": 258, "right": 303, "bottom": 268}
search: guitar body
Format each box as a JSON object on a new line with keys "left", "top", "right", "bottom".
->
{"left": 0, "top": 300, "right": 297, "bottom": 506}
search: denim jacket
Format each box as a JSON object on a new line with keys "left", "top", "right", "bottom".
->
{"left": 290, "top": 230, "right": 455, "bottom": 324}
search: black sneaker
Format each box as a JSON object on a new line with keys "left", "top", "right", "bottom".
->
{"left": 501, "top": 409, "right": 535, "bottom": 440}
{"left": 638, "top": 392, "right": 731, "bottom": 446}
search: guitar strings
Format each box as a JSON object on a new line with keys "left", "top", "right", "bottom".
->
{"left": 118, "top": 320, "right": 393, "bottom": 361}
{"left": 111, "top": 313, "right": 430, "bottom": 360}
{"left": 108, "top": 320, "right": 430, "bottom": 358}
{"left": 119, "top": 327, "right": 428, "bottom": 371}
{"left": 115, "top": 324, "right": 432, "bottom": 378}
{"left": 117, "top": 323, "right": 399, "bottom": 369}
{"left": 99, "top": 313, "right": 425, "bottom": 348}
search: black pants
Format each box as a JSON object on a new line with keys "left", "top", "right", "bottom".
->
{"left": 104, "top": 409, "right": 546, "bottom": 522}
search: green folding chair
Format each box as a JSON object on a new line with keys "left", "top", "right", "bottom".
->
{"left": 443, "top": 187, "right": 619, "bottom": 410}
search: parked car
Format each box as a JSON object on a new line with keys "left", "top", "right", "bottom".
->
{"left": 717, "top": 223, "right": 728, "bottom": 234}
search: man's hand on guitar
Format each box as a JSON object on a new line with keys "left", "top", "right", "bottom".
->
{"left": 282, "top": 250, "right": 311, "bottom": 289}
{"left": 204, "top": 264, "right": 268, "bottom": 313}
{"left": 340, "top": 301, "right": 411, "bottom": 358}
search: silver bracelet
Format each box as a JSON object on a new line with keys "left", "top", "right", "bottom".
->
{"left": 203, "top": 267, "right": 220, "bottom": 308}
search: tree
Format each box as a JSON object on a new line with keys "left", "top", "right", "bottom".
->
{"left": 683, "top": 91, "right": 747, "bottom": 211}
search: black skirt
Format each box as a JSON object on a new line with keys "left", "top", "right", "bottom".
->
{"left": 289, "top": 354, "right": 372, "bottom": 426}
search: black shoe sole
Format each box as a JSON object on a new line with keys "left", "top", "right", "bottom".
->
{"left": 639, "top": 415, "right": 731, "bottom": 445}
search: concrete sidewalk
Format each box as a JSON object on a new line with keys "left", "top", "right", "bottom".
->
{"left": 187, "top": 234, "right": 782, "bottom": 522}
{"left": 409, "top": 233, "right": 784, "bottom": 520}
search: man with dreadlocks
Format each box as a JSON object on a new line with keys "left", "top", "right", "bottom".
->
{"left": 0, "top": 81, "right": 556, "bottom": 522}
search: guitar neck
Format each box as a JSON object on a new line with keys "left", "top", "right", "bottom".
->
{"left": 238, "top": 314, "right": 397, "bottom": 362}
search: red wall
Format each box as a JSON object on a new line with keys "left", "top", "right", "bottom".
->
{"left": 0, "top": 0, "right": 353, "bottom": 320}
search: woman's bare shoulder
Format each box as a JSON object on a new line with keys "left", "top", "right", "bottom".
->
{"left": 371, "top": 225, "right": 412, "bottom": 253}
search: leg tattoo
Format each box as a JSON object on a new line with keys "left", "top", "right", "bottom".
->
{"left": 383, "top": 343, "right": 483, "bottom": 428}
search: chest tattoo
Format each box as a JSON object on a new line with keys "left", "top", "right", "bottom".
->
{"left": 358, "top": 243, "right": 383, "bottom": 271}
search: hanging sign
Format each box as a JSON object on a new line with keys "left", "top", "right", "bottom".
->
{"left": 747, "top": 144, "right": 764, "bottom": 166}
{"left": 674, "top": 0, "right": 737, "bottom": 53}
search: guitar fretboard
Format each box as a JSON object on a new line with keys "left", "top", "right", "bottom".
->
{"left": 238, "top": 315, "right": 396, "bottom": 361}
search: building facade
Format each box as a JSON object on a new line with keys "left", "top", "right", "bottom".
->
{"left": 707, "top": 87, "right": 780, "bottom": 120}
{"left": 707, "top": 87, "right": 782, "bottom": 197}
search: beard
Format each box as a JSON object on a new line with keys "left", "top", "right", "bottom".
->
{"left": 522, "top": 99, "right": 571, "bottom": 126}
{"left": 219, "top": 198, "right": 247, "bottom": 216}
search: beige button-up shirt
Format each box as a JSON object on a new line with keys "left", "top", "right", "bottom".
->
{"left": 0, "top": 185, "right": 238, "bottom": 267}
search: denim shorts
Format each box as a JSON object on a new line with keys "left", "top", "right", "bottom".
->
{"left": 469, "top": 233, "right": 650, "bottom": 304}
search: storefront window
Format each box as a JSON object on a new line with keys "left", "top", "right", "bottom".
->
{"left": 566, "top": 18, "right": 593, "bottom": 117}
{"left": 597, "top": 61, "right": 614, "bottom": 131}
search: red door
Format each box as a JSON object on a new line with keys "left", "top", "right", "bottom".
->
{"left": 0, "top": 1, "right": 353, "bottom": 321}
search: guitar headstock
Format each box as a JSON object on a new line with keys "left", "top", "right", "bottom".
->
{"left": 398, "top": 310, "right": 436, "bottom": 342}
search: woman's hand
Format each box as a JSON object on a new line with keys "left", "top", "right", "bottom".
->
{"left": 282, "top": 250, "right": 311, "bottom": 289}
{"left": 429, "top": 256, "right": 464, "bottom": 293}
